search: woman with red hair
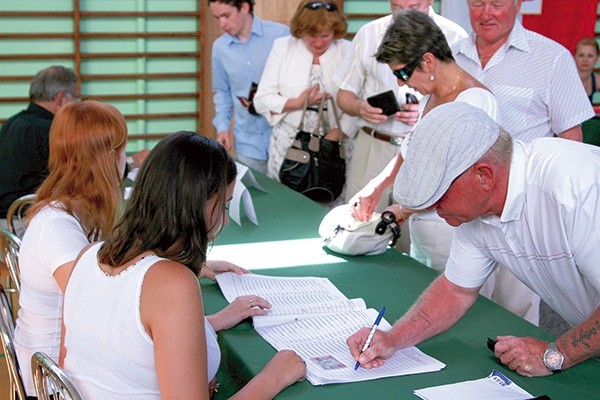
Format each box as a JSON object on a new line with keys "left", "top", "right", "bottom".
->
{"left": 13, "top": 100, "right": 128, "bottom": 397}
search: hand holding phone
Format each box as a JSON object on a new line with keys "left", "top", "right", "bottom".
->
{"left": 238, "top": 82, "right": 259, "bottom": 115}
{"left": 366, "top": 90, "right": 400, "bottom": 116}
{"left": 405, "top": 93, "right": 419, "bottom": 104}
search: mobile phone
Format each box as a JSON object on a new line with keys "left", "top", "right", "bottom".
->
{"left": 487, "top": 337, "right": 497, "bottom": 352}
{"left": 405, "top": 93, "right": 419, "bottom": 104}
{"left": 238, "top": 82, "right": 259, "bottom": 115}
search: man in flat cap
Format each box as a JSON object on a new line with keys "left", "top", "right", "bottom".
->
{"left": 348, "top": 102, "right": 600, "bottom": 377}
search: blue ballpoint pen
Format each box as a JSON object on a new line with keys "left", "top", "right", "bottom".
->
{"left": 354, "top": 307, "right": 386, "bottom": 370}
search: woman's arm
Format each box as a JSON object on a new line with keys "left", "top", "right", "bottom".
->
{"left": 350, "top": 154, "right": 403, "bottom": 221}
{"left": 206, "top": 295, "right": 271, "bottom": 332}
{"left": 141, "top": 260, "right": 209, "bottom": 400}
{"left": 230, "top": 350, "right": 306, "bottom": 400}
{"left": 253, "top": 38, "right": 292, "bottom": 123}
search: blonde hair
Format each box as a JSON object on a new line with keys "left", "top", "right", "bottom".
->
{"left": 28, "top": 100, "right": 127, "bottom": 241}
{"left": 290, "top": 0, "right": 347, "bottom": 39}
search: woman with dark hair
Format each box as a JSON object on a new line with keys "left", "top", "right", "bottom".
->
{"left": 350, "top": 10, "right": 498, "bottom": 271}
{"left": 61, "top": 131, "right": 306, "bottom": 399}
{"left": 254, "top": 0, "right": 356, "bottom": 192}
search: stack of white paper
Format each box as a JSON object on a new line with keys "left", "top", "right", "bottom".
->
{"left": 216, "top": 272, "right": 446, "bottom": 385}
{"left": 256, "top": 308, "right": 446, "bottom": 385}
{"left": 216, "top": 273, "right": 366, "bottom": 327}
{"left": 414, "top": 370, "right": 533, "bottom": 400}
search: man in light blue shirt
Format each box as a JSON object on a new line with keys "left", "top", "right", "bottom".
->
{"left": 209, "top": 0, "right": 289, "bottom": 173}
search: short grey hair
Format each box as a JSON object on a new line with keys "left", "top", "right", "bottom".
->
{"left": 29, "top": 65, "right": 77, "bottom": 102}
{"left": 479, "top": 128, "right": 513, "bottom": 167}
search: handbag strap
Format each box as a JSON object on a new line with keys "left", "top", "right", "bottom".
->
{"left": 314, "top": 96, "right": 345, "bottom": 159}
{"left": 327, "top": 96, "right": 343, "bottom": 146}
{"left": 296, "top": 93, "right": 311, "bottom": 132}
{"left": 312, "top": 96, "right": 342, "bottom": 136}
{"left": 300, "top": 93, "right": 346, "bottom": 158}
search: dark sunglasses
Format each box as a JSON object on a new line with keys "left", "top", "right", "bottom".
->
{"left": 304, "top": 2, "right": 338, "bottom": 12}
{"left": 392, "top": 56, "right": 423, "bottom": 82}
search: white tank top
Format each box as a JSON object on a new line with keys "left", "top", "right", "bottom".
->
{"left": 63, "top": 243, "right": 220, "bottom": 399}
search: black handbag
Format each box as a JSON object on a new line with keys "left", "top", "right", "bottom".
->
{"left": 279, "top": 96, "right": 346, "bottom": 203}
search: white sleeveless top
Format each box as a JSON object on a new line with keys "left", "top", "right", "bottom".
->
{"left": 63, "top": 243, "right": 220, "bottom": 399}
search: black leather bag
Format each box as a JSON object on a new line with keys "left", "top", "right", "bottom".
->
{"left": 279, "top": 96, "right": 346, "bottom": 203}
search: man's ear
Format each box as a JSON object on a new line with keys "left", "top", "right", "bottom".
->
{"left": 240, "top": 1, "right": 250, "bottom": 14}
{"left": 474, "top": 163, "right": 495, "bottom": 190}
{"left": 55, "top": 91, "right": 74, "bottom": 107}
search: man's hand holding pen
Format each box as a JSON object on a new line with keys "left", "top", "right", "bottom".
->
{"left": 347, "top": 327, "right": 398, "bottom": 369}
{"left": 348, "top": 308, "right": 399, "bottom": 370}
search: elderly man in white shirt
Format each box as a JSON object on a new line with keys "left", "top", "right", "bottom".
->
{"left": 451, "top": 0, "right": 595, "bottom": 326}
{"left": 347, "top": 102, "right": 600, "bottom": 377}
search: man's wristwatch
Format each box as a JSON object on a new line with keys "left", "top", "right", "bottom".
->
{"left": 543, "top": 342, "right": 564, "bottom": 372}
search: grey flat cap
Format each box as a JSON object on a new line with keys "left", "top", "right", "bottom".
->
{"left": 394, "top": 102, "right": 500, "bottom": 210}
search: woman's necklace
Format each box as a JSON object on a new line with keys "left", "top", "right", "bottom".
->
{"left": 450, "top": 70, "right": 463, "bottom": 92}
{"left": 427, "top": 70, "right": 464, "bottom": 113}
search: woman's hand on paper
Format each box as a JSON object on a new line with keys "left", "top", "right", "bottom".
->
{"left": 207, "top": 295, "right": 271, "bottom": 332}
{"left": 239, "top": 350, "right": 306, "bottom": 399}
{"left": 200, "top": 260, "right": 250, "bottom": 281}
{"left": 261, "top": 350, "right": 307, "bottom": 387}
{"left": 347, "top": 327, "right": 397, "bottom": 369}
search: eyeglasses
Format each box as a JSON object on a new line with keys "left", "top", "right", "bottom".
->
{"left": 304, "top": 2, "right": 338, "bottom": 12}
{"left": 392, "top": 56, "right": 423, "bottom": 82}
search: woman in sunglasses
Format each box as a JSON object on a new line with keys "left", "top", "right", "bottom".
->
{"left": 350, "top": 10, "right": 498, "bottom": 271}
{"left": 254, "top": 0, "right": 356, "bottom": 194}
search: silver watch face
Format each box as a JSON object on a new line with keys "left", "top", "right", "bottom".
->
{"left": 544, "top": 344, "right": 564, "bottom": 370}
{"left": 544, "top": 350, "right": 562, "bottom": 369}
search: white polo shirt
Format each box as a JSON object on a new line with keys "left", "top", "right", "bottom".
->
{"left": 445, "top": 139, "right": 600, "bottom": 326}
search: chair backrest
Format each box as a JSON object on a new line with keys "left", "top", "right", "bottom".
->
{"left": 6, "top": 194, "right": 36, "bottom": 238}
{"left": 0, "top": 285, "right": 27, "bottom": 400}
{"left": 31, "top": 351, "right": 84, "bottom": 400}
{"left": 0, "top": 229, "right": 21, "bottom": 294}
